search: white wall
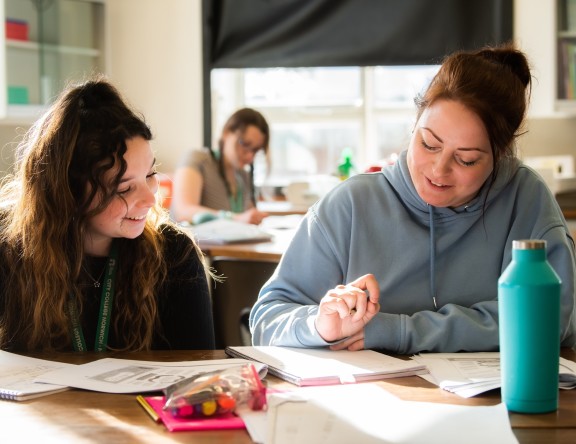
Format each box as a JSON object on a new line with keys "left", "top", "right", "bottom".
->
{"left": 514, "top": 0, "right": 557, "bottom": 118}
{"left": 106, "top": 0, "right": 203, "bottom": 174}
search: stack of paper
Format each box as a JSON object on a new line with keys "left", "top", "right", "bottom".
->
{"left": 411, "top": 352, "right": 576, "bottom": 398}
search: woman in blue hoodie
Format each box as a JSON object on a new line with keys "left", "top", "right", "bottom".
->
{"left": 250, "top": 43, "right": 576, "bottom": 353}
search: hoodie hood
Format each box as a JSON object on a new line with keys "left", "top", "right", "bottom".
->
{"left": 382, "top": 149, "right": 521, "bottom": 310}
{"left": 383, "top": 150, "right": 521, "bottom": 222}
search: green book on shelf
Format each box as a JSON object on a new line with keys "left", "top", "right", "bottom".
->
{"left": 7, "top": 86, "right": 29, "bottom": 105}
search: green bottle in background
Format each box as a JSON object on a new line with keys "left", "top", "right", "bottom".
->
{"left": 498, "top": 239, "right": 561, "bottom": 413}
{"left": 337, "top": 148, "right": 355, "bottom": 180}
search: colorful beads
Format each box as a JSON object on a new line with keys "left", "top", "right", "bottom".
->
{"left": 170, "top": 391, "right": 237, "bottom": 418}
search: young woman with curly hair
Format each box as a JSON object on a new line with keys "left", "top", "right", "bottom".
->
{"left": 0, "top": 77, "right": 215, "bottom": 352}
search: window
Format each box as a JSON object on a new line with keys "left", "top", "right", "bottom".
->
{"left": 211, "top": 65, "right": 439, "bottom": 188}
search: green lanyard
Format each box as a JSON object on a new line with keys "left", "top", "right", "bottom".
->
{"left": 229, "top": 172, "right": 244, "bottom": 213}
{"left": 69, "top": 242, "right": 119, "bottom": 352}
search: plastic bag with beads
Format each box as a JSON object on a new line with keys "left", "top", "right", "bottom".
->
{"left": 162, "top": 363, "right": 267, "bottom": 418}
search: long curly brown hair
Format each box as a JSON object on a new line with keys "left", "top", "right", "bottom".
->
{"left": 0, "top": 76, "right": 195, "bottom": 351}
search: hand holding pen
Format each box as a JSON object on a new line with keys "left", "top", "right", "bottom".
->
{"left": 315, "top": 273, "right": 380, "bottom": 347}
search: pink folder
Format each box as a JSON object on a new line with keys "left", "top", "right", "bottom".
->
{"left": 144, "top": 396, "right": 246, "bottom": 432}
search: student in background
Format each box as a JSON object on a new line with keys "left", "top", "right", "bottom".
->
{"left": 250, "top": 43, "right": 576, "bottom": 353}
{"left": 0, "top": 77, "right": 215, "bottom": 352}
{"left": 171, "top": 108, "right": 270, "bottom": 225}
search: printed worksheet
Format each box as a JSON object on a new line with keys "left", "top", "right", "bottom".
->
{"left": 412, "top": 352, "right": 576, "bottom": 398}
{"left": 35, "top": 358, "right": 267, "bottom": 394}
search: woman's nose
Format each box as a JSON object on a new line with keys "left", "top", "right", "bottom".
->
{"left": 141, "top": 181, "right": 158, "bottom": 207}
{"left": 246, "top": 148, "right": 259, "bottom": 160}
{"left": 432, "top": 154, "right": 451, "bottom": 177}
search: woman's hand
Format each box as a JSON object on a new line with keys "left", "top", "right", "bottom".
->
{"left": 330, "top": 330, "right": 365, "bottom": 351}
{"left": 234, "top": 208, "right": 269, "bottom": 225}
{"left": 315, "top": 274, "right": 380, "bottom": 346}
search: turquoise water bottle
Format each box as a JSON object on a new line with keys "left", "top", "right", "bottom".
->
{"left": 498, "top": 239, "right": 561, "bottom": 413}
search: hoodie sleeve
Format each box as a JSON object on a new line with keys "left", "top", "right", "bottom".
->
{"left": 250, "top": 208, "right": 348, "bottom": 347}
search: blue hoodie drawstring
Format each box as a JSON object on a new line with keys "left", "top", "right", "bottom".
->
{"left": 429, "top": 205, "right": 438, "bottom": 311}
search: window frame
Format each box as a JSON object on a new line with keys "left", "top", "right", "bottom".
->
{"left": 210, "top": 66, "right": 435, "bottom": 184}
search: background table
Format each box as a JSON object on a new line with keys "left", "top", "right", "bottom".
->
{"left": 200, "top": 227, "right": 296, "bottom": 348}
{"left": 199, "top": 227, "right": 294, "bottom": 262}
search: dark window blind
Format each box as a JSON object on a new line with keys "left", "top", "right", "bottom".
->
{"left": 201, "top": 0, "right": 512, "bottom": 143}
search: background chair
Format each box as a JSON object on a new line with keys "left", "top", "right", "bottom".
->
{"left": 210, "top": 257, "right": 278, "bottom": 348}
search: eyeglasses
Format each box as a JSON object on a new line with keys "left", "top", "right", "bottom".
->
{"left": 237, "top": 136, "right": 264, "bottom": 155}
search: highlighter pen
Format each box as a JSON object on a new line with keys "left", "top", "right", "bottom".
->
{"left": 136, "top": 395, "right": 161, "bottom": 423}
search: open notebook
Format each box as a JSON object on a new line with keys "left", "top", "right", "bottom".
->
{"left": 226, "top": 346, "right": 427, "bottom": 386}
{"left": 183, "top": 219, "right": 273, "bottom": 245}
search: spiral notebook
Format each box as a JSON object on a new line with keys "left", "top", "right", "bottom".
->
{"left": 0, "top": 383, "right": 69, "bottom": 402}
{"left": 0, "top": 351, "right": 72, "bottom": 401}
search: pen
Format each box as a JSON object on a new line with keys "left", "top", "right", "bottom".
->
{"left": 136, "top": 395, "right": 161, "bottom": 423}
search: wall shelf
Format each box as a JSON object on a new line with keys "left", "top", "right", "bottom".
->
{"left": 1, "top": 0, "right": 106, "bottom": 124}
{"left": 556, "top": 0, "right": 576, "bottom": 111}
{"left": 7, "top": 38, "right": 101, "bottom": 57}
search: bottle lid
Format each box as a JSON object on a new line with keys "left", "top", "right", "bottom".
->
{"left": 512, "top": 239, "right": 546, "bottom": 250}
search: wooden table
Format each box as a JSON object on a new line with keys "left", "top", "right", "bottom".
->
{"left": 1, "top": 349, "right": 575, "bottom": 443}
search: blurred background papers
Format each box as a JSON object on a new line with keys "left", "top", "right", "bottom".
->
{"left": 183, "top": 219, "right": 273, "bottom": 245}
